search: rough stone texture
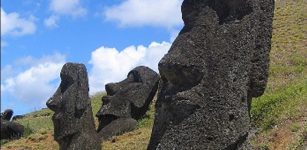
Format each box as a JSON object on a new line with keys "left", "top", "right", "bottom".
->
{"left": 0, "top": 109, "right": 13, "bottom": 121}
{"left": 0, "top": 120, "right": 24, "bottom": 140}
{"left": 96, "top": 66, "right": 159, "bottom": 140}
{"left": 46, "top": 63, "right": 101, "bottom": 150}
{"left": 97, "top": 118, "right": 137, "bottom": 140}
{"left": 0, "top": 109, "right": 24, "bottom": 140}
{"left": 148, "top": 0, "right": 275, "bottom": 149}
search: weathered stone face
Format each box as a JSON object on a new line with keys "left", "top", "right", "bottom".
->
{"left": 148, "top": 0, "right": 275, "bottom": 149}
{"left": 0, "top": 109, "right": 24, "bottom": 140}
{"left": 0, "top": 120, "right": 24, "bottom": 140}
{"left": 46, "top": 63, "right": 101, "bottom": 150}
{"left": 0, "top": 109, "right": 13, "bottom": 121}
{"left": 96, "top": 66, "right": 159, "bottom": 140}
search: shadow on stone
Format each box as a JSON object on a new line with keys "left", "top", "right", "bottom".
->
{"left": 148, "top": 0, "right": 275, "bottom": 149}
{"left": 0, "top": 109, "right": 24, "bottom": 140}
{"left": 46, "top": 63, "right": 101, "bottom": 150}
{"left": 96, "top": 66, "right": 159, "bottom": 141}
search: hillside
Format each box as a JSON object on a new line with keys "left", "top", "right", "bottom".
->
{"left": 1, "top": 0, "right": 306, "bottom": 149}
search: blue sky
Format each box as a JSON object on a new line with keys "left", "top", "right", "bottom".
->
{"left": 1, "top": 0, "right": 184, "bottom": 115}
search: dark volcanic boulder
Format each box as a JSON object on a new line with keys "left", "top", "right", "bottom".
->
{"left": 0, "top": 109, "right": 24, "bottom": 140}
{"left": 46, "top": 63, "right": 101, "bottom": 150}
{"left": 0, "top": 109, "right": 13, "bottom": 121}
{"left": 0, "top": 119, "right": 24, "bottom": 140}
{"left": 96, "top": 66, "right": 159, "bottom": 140}
{"left": 97, "top": 118, "right": 137, "bottom": 140}
{"left": 148, "top": 0, "right": 275, "bottom": 149}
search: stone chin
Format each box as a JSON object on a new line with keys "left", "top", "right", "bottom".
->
{"left": 52, "top": 113, "right": 79, "bottom": 141}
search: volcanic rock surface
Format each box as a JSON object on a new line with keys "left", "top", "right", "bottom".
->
{"left": 0, "top": 109, "right": 13, "bottom": 121}
{"left": 96, "top": 66, "right": 159, "bottom": 140}
{"left": 148, "top": 0, "right": 275, "bottom": 149}
{"left": 46, "top": 63, "right": 101, "bottom": 150}
{"left": 0, "top": 109, "right": 24, "bottom": 140}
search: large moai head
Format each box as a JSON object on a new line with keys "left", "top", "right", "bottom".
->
{"left": 46, "top": 63, "right": 101, "bottom": 150}
{"left": 96, "top": 66, "right": 159, "bottom": 140}
{"left": 148, "top": 0, "right": 275, "bottom": 149}
{"left": 0, "top": 120, "right": 24, "bottom": 140}
{"left": 0, "top": 109, "right": 13, "bottom": 121}
{"left": 0, "top": 109, "right": 24, "bottom": 140}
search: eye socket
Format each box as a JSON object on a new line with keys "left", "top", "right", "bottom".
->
{"left": 160, "top": 64, "right": 204, "bottom": 91}
{"left": 208, "top": 0, "right": 253, "bottom": 24}
{"left": 60, "top": 74, "right": 74, "bottom": 93}
{"left": 127, "top": 70, "right": 142, "bottom": 82}
{"left": 182, "top": 0, "right": 253, "bottom": 25}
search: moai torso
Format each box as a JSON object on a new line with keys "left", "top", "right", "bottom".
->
{"left": 148, "top": 0, "right": 275, "bottom": 149}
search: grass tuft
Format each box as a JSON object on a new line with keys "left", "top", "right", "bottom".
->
{"left": 1, "top": 0, "right": 306, "bottom": 149}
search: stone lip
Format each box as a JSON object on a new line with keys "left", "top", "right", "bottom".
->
{"left": 46, "top": 63, "right": 101, "bottom": 150}
{"left": 96, "top": 66, "right": 159, "bottom": 140}
{"left": 97, "top": 118, "right": 138, "bottom": 141}
{"left": 148, "top": 0, "right": 275, "bottom": 149}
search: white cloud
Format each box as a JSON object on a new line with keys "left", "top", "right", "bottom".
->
{"left": 88, "top": 41, "right": 171, "bottom": 94}
{"left": 1, "top": 8, "right": 36, "bottom": 36}
{"left": 45, "top": 0, "right": 86, "bottom": 28}
{"left": 104, "top": 0, "right": 183, "bottom": 29}
{"left": 49, "top": 0, "right": 86, "bottom": 17}
{"left": 44, "top": 15, "right": 59, "bottom": 28}
{"left": 1, "top": 54, "right": 66, "bottom": 109}
{"left": 15, "top": 53, "right": 66, "bottom": 67}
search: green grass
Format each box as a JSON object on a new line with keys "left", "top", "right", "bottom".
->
{"left": 250, "top": 0, "right": 307, "bottom": 131}
{"left": 0, "top": 92, "right": 103, "bottom": 142}
{"left": 15, "top": 109, "right": 54, "bottom": 134}
{"left": 250, "top": 0, "right": 307, "bottom": 148}
{"left": 1, "top": 0, "right": 306, "bottom": 149}
{"left": 13, "top": 93, "right": 105, "bottom": 135}
{"left": 251, "top": 78, "right": 307, "bottom": 130}
{"left": 90, "top": 92, "right": 105, "bottom": 115}
{"left": 290, "top": 123, "right": 301, "bottom": 133}
{"left": 136, "top": 101, "right": 155, "bottom": 129}
{"left": 288, "top": 124, "right": 307, "bottom": 149}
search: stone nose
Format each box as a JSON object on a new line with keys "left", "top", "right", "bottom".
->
{"left": 105, "top": 83, "right": 119, "bottom": 95}
{"left": 46, "top": 97, "right": 60, "bottom": 111}
{"left": 96, "top": 96, "right": 111, "bottom": 118}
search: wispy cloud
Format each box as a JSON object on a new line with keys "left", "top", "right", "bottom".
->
{"left": 104, "top": 0, "right": 183, "bottom": 29}
{"left": 1, "top": 53, "right": 66, "bottom": 110}
{"left": 1, "top": 41, "right": 170, "bottom": 111}
{"left": 88, "top": 41, "right": 171, "bottom": 94}
{"left": 1, "top": 8, "right": 36, "bottom": 36}
{"left": 44, "top": 15, "right": 59, "bottom": 28}
{"left": 49, "top": 0, "right": 87, "bottom": 17}
{"left": 44, "top": 0, "right": 86, "bottom": 28}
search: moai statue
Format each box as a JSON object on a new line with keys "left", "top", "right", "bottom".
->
{"left": 0, "top": 109, "right": 24, "bottom": 140}
{"left": 148, "top": 0, "right": 275, "bottom": 149}
{"left": 96, "top": 66, "right": 159, "bottom": 140}
{"left": 46, "top": 63, "right": 101, "bottom": 150}
{"left": 0, "top": 109, "right": 13, "bottom": 121}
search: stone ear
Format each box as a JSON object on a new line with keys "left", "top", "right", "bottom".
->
{"left": 74, "top": 89, "right": 88, "bottom": 118}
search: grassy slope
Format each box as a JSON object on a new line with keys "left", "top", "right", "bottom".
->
{"left": 250, "top": 0, "right": 307, "bottom": 149}
{"left": 1, "top": 0, "right": 306, "bottom": 149}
